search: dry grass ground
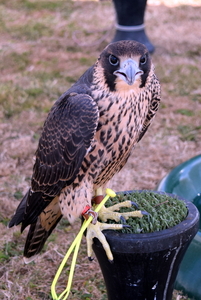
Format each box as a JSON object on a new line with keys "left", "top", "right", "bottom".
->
{"left": 0, "top": 0, "right": 201, "bottom": 299}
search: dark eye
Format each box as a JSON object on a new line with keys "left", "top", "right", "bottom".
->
{"left": 140, "top": 55, "right": 147, "bottom": 65}
{"left": 109, "top": 55, "right": 119, "bottom": 66}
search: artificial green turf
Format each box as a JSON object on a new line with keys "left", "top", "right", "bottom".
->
{"left": 104, "top": 191, "right": 188, "bottom": 234}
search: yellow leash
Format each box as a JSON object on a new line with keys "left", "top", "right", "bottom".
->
{"left": 51, "top": 188, "right": 116, "bottom": 300}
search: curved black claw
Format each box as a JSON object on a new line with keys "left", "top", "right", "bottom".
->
{"left": 141, "top": 211, "right": 149, "bottom": 216}
{"left": 88, "top": 256, "right": 94, "bottom": 262}
{"left": 120, "top": 215, "right": 127, "bottom": 224}
{"left": 109, "top": 259, "right": 114, "bottom": 264}
{"left": 122, "top": 224, "right": 130, "bottom": 228}
{"left": 131, "top": 201, "right": 139, "bottom": 209}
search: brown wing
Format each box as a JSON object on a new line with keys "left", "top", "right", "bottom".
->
{"left": 32, "top": 92, "right": 99, "bottom": 194}
{"left": 9, "top": 92, "right": 99, "bottom": 231}
{"left": 137, "top": 73, "right": 161, "bottom": 143}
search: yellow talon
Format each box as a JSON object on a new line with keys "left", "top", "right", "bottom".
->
{"left": 86, "top": 221, "right": 124, "bottom": 261}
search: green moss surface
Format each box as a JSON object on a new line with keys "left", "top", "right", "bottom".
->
{"left": 104, "top": 191, "right": 188, "bottom": 234}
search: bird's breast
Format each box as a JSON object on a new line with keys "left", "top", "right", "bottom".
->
{"left": 85, "top": 90, "right": 150, "bottom": 186}
{"left": 96, "top": 90, "right": 149, "bottom": 140}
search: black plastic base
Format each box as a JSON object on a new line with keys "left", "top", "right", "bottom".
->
{"left": 92, "top": 196, "right": 199, "bottom": 300}
{"left": 112, "top": 29, "right": 155, "bottom": 54}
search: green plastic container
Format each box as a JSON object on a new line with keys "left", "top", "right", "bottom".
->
{"left": 157, "top": 155, "right": 201, "bottom": 300}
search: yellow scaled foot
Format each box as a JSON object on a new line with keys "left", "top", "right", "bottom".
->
{"left": 86, "top": 188, "right": 147, "bottom": 262}
{"left": 98, "top": 202, "right": 145, "bottom": 223}
{"left": 86, "top": 221, "right": 124, "bottom": 262}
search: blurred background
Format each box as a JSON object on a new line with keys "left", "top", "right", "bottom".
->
{"left": 0, "top": 0, "right": 201, "bottom": 299}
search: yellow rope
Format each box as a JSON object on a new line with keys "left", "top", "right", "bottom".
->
{"left": 51, "top": 188, "right": 116, "bottom": 300}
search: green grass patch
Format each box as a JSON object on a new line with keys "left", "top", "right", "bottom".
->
{"left": 0, "top": 251, "right": 9, "bottom": 262}
{"left": 71, "top": 290, "right": 93, "bottom": 300}
{"left": 157, "top": 63, "right": 201, "bottom": 102}
{"left": 0, "top": 9, "right": 6, "bottom": 33}
{"left": 65, "top": 75, "right": 78, "bottom": 84}
{"left": 14, "top": 190, "right": 23, "bottom": 200}
{"left": 21, "top": 0, "right": 66, "bottom": 11}
{"left": 192, "top": 93, "right": 201, "bottom": 103}
{"left": 169, "top": 65, "right": 201, "bottom": 99}
{"left": 186, "top": 45, "right": 201, "bottom": 58}
{"left": 34, "top": 70, "right": 62, "bottom": 81}
{"left": 174, "top": 109, "right": 194, "bottom": 116}
{"left": 66, "top": 45, "right": 80, "bottom": 53}
{"left": 10, "top": 22, "right": 54, "bottom": 41}
{"left": 0, "top": 52, "right": 30, "bottom": 72}
{"left": 1, "top": 0, "right": 69, "bottom": 12}
{"left": 25, "top": 87, "right": 44, "bottom": 97}
{"left": 104, "top": 192, "right": 188, "bottom": 234}
{"left": 79, "top": 57, "right": 96, "bottom": 66}
{"left": 0, "top": 82, "right": 28, "bottom": 118}
{"left": 57, "top": 218, "right": 70, "bottom": 230}
{"left": 177, "top": 125, "right": 201, "bottom": 141}
{"left": 46, "top": 233, "right": 57, "bottom": 243}
{"left": 0, "top": 214, "right": 10, "bottom": 226}
{"left": 1, "top": 241, "right": 23, "bottom": 261}
{"left": 0, "top": 79, "right": 59, "bottom": 118}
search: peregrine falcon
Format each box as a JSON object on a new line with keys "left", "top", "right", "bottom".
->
{"left": 9, "top": 40, "right": 161, "bottom": 262}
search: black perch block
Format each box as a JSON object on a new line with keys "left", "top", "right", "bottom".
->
{"left": 92, "top": 200, "right": 199, "bottom": 300}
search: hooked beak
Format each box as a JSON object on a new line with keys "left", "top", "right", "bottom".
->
{"left": 113, "top": 58, "right": 143, "bottom": 86}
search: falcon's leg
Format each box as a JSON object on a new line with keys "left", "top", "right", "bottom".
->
{"left": 83, "top": 188, "right": 146, "bottom": 261}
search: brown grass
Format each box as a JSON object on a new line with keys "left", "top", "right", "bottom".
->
{"left": 0, "top": 0, "right": 201, "bottom": 299}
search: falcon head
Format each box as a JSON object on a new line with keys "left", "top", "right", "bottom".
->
{"left": 96, "top": 40, "right": 151, "bottom": 93}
